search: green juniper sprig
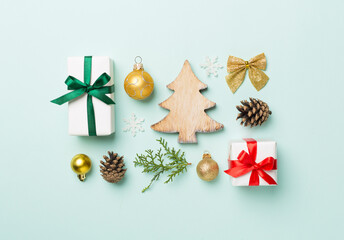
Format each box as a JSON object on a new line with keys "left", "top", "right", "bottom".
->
{"left": 134, "top": 138, "right": 191, "bottom": 193}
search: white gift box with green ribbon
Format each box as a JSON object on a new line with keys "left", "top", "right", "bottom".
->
{"left": 52, "top": 56, "right": 115, "bottom": 136}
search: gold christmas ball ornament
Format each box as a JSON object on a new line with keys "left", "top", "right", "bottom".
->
{"left": 196, "top": 152, "right": 219, "bottom": 181}
{"left": 124, "top": 56, "right": 154, "bottom": 100}
{"left": 70, "top": 154, "right": 92, "bottom": 181}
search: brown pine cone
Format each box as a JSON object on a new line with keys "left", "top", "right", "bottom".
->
{"left": 236, "top": 98, "right": 272, "bottom": 127}
{"left": 100, "top": 151, "right": 127, "bottom": 183}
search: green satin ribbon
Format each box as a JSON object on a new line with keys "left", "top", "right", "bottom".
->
{"left": 51, "top": 56, "right": 115, "bottom": 136}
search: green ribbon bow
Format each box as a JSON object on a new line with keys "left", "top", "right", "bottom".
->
{"left": 51, "top": 56, "right": 115, "bottom": 136}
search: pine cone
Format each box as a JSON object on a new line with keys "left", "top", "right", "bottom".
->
{"left": 100, "top": 151, "right": 127, "bottom": 183}
{"left": 236, "top": 98, "right": 272, "bottom": 127}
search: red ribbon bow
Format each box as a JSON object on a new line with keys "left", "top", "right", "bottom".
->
{"left": 224, "top": 138, "right": 277, "bottom": 186}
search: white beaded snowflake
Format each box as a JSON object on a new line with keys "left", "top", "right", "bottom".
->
{"left": 123, "top": 113, "right": 145, "bottom": 137}
{"left": 200, "top": 56, "right": 223, "bottom": 77}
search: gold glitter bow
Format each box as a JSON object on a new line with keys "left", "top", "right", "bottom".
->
{"left": 225, "top": 53, "right": 269, "bottom": 93}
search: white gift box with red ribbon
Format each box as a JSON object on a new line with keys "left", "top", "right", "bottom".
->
{"left": 225, "top": 139, "right": 277, "bottom": 186}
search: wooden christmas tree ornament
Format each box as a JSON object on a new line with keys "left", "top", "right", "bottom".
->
{"left": 151, "top": 60, "right": 224, "bottom": 143}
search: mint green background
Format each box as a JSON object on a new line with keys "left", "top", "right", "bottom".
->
{"left": 0, "top": 0, "right": 343, "bottom": 239}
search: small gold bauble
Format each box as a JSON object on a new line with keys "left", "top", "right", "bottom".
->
{"left": 71, "top": 154, "right": 92, "bottom": 181}
{"left": 196, "top": 152, "right": 219, "bottom": 181}
{"left": 124, "top": 56, "right": 154, "bottom": 100}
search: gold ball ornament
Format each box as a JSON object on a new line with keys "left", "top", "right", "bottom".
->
{"left": 70, "top": 154, "right": 92, "bottom": 181}
{"left": 124, "top": 56, "right": 154, "bottom": 100}
{"left": 196, "top": 152, "right": 219, "bottom": 181}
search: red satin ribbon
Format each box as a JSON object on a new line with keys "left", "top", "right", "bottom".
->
{"left": 224, "top": 138, "right": 277, "bottom": 186}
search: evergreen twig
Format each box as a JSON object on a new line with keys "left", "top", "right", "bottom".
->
{"left": 134, "top": 138, "right": 191, "bottom": 193}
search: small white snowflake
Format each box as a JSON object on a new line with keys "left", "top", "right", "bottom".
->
{"left": 200, "top": 56, "right": 223, "bottom": 77}
{"left": 123, "top": 113, "right": 145, "bottom": 137}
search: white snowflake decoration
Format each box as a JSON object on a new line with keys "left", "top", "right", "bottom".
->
{"left": 200, "top": 56, "right": 223, "bottom": 77}
{"left": 123, "top": 113, "right": 145, "bottom": 137}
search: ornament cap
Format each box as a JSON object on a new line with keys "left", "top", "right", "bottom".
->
{"left": 78, "top": 174, "right": 86, "bottom": 181}
{"left": 133, "top": 56, "right": 143, "bottom": 70}
{"left": 202, "top": 151, "right": 212, "bottom": 159}
{"left": 133, "top": 63, "right": 144, "bottom": 70}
